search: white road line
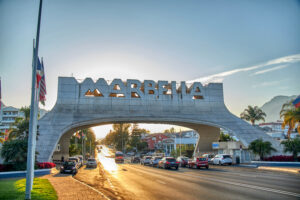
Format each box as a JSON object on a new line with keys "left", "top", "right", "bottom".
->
{"left": 183, "top": 173, "right": 300, "bottom": 198}
{"left": 125, "top": 165, "right": 300, "bottom": 198}
{"left": 156, "top": 180, "right": 166, "bottom": 185}
{"left": 72, "top": 177, "right": 111, "bottom": 200}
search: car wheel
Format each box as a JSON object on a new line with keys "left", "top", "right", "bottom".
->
{"left": 206, "top": 166, "right": 209, "bottom": 169}
{"left": 197, "top": 166, "right": 200, "bottom": 169}
{"left": 175, "top": 166, "right": 178, "bottom": 170}
{"left": 164, "top": 164, "right": 167, "bottom": 169}
{"left": 219, "top": 161, "right": 222, "bottom": 165}
{"left": 229, "top": 163, "right": 232, "bottom": 165}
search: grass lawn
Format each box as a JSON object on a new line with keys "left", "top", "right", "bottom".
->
{"left": 0, "top": 178, "right": 57, "bottom": 200}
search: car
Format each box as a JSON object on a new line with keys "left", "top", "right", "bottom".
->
{"left": 176, "top": 156, "right": 189, "bottom": 167}
{"left": 212, "top": 154, "right": 233, "bottom": 165}
{"left": 60, "top": 161, "right": 78, "bottom": 174}
{"left": 141, "top": 156, "right": 152, "bottom": 166}
{"left": 158, "top": 157, "right": 179, "bottom": 170}
{"left": 131, "top": 156, "right": 141, "bottom": 163}
{"left": 201, "top": 154, "right": 215, "bottom": 164}
{"left": 188, "top": 157, "right": 209, "bottom": 169}
{"left": 69, "top": 157, "right": 80, "bottom": 168}
{"left": 86, "top": 158, "right": 97, "bottom": 168}
{"left": 74, "top": 155, "right": 83, "bottom": 167}
{"left": 150, "top": 156, "right": 162, "bottom": 167}
{"left": 115, "top": 151, "right": 124, "bottom": 163}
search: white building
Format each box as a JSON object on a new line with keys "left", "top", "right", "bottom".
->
{"left": 162, "top": 130, "right": 199, "bottom": 156}
{"left": 0, "top": 106, "right": 25, "bottom": 133}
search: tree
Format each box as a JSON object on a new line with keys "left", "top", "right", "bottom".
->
{"left": 240, "top": 105, "right": 266, "bottom": 125}
{"left": 164, "top": 127, "right": 175, "bottom": 133}
{"left": 248, "top": 138, "right": 276, "bottom": 160}
{"left": 281, "top": 138, "right": 300, "bottom": 161}
{"left": 280, "top": 101, "right": 300, "bottom": 139}
{"left": 0, "top": 132, "right": 5, "bottom": 144}
{"left": 219, "top": 132, "right": 234, "bottom": 142}
{"left": 69, "top": 128, "right": 96, "bottom": 157}
{"left": 129, "top": 124, "right": 149, "bottom": 151}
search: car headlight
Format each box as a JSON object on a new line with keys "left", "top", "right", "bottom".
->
{"left": 60, "top": 166, "right": 64, "bottom": 169}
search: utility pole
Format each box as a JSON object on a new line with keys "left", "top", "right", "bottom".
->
{"left": 180, "top": 129, "right": 182, "bottom": 157}
{"left": 25, "top": 0, "right": 43, "bottom": 199}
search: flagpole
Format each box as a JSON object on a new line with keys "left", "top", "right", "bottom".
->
{"left": 25, "top": 0, "right": 43, "bottom": 199}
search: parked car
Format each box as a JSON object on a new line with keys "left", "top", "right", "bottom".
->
{"left": 141, "top": 156, "right": 152, "bottom": 166}
{"left": 131, "top": 156, "right": 141, "bottom": 163}
{"left": 158, "top": 157, "right": 179, "bottom": 170}
{"left": 150, "top": 156, "right": 162, "bottom": 167}
{"left": 212, "top": 154, "right": 233, "bottom": 165}
{"left": 60, "top": 161, "right": 78, "bottom": 174}
{"left": 69, "top": 157, "right": 80, "bottom": 168}
{"left": 176, "top": 156, "right": 189, "bottom": 167}
{"left": 86, "top": 158, "right": 97, "bottom": 168}
{"left": 201, "top": 154, "right": 215, "bottom": 164}
{"left": 115, "top": 151, "right": 124, "bottom": 163}
{"left": 188, "top": 157, "right": 209, "bottom": 169}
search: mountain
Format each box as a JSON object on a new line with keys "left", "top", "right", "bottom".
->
{"left": 260, "top": 95, "right": 297, "bottom": 123}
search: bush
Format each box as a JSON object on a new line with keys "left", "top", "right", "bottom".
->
{"left": 37, "top": 162, "right": 56, "bottom": 169}
{"left": 263, "top": 155, "right": 300, "bottom": 162}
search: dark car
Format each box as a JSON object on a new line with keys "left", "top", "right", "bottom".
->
{"left": 131, "top": 156, "right": 141, "bottom": 163}
{"left": 176, "top": 156, "right": 189, "bottom": 167}
{"left": 158, "top": 157, "right": 179, "bottom": 170}
{"left": 115, "top": 151, "right": 124, "bottom": 163}
{"left": 60, "top": 161, "right": 78, "bottom": 174}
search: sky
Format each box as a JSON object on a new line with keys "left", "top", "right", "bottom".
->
{"left": 0, "top": 0, "right": 299, "bottom": 138}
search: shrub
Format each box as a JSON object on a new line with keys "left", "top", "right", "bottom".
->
{"left": 37, "top": 162, "right": 56, "bottom": 169}
{"left": 263, "top": 155, "right": 300, "bottom": 162}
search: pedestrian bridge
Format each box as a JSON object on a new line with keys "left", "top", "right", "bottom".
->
{"left": 36, "top": 77, "right": 281, "bottom": 162}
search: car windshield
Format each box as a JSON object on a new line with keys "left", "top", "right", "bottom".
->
{"left": 198, "top": 158, "right": 206, "bottom": 161}
{"left": 145, "top": 156, "right": 152, "bottom": 159}
{"left": 64, "top": 161, "right": 75, "bottom": 166}
{"left": 182, "top": 157, "right": 188, "bottom": 161}
{"left": 88, "top": 159, "right": 96, "bottom": 161}
{"left": 166, "top": 158, "right": 176, "bottom": 162}
{"left": 223, "top": 155, "right": 232, "bottom": 158}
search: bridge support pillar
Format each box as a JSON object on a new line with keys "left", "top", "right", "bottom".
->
{"left": 194, "top": 125, "right": 220, "bottom": 157}
{"left": 52, "top": 132, "right": 71, "bottom": 161}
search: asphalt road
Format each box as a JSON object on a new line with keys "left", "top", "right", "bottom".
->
{"left": 78, "top": 147, "right": 300, "bottom": 200}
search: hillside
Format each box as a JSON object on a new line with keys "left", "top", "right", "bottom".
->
{"left": 260, "top": 95, "right": 297, "bottom": 122}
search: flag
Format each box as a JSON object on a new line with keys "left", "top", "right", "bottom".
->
{"left": 292, "top": 96, "right": 300, "bottom": 108}
{"left": 36, "top": 58, "right": 46, "bottom": 105}
{"left": 4, "top": 129, "right": 9, "bottom": 141}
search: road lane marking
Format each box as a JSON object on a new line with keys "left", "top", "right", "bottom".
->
{"left": 125, "top": 164, "right": 300, "bottom": 198}
{"left": 183, "top": 173, "right": 300, "bottom": 198}
{"left": 156, "top": 180, "right": 166, "bottom": 185}
{"left": 72, "top": 176, "right": 111, "bottom": 200}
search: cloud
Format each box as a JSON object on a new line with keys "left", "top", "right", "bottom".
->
{"left": 252, "top": 81, "right": 280, "bottom": 88}
{"left": 189, "top": 54, "right": 300, "bottom": 84}
{"left": 252, "top": 64, "right": 289, "bottom": 75}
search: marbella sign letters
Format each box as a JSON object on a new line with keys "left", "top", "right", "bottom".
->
{"left": 84, "top": 79, "right": 204, "bottom": 100}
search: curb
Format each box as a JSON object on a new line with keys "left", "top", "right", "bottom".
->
{"left": 0, "top": 168, "right": 54, "bottom": 179}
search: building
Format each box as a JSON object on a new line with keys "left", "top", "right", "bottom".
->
{"left": 212, "top": 141, "right": 252, "bottom": 163}
{"left": 259, "top": 121, "right": 298, "bottom": 140}
{"left": 144, "top": 133, "right": 169, "bottom": 150}
{"left": 0, "top": 106, "right": 25, "bottom": 133}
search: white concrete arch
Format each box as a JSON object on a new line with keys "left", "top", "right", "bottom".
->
{"left": 36, "top": 77, "right": 282, "bottom": 162}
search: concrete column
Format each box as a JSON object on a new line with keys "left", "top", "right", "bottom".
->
{"left": 52, "top": 132, "right": 73, "bottom": 161}
{"left": 194, "top": 125, "right": 220, "bottom": 157}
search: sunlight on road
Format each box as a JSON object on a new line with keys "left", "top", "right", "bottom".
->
{"left": 97, "top": 146, "right": 118, "bottom": 173}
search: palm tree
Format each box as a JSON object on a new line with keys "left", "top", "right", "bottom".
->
{"left": 240, "top": 105, "right": 266, "bottom": 125}
{"left": 248, "top": 138, "right": 276, "bottom": 160}
{"left": 281, "top": 138, "right": 300, "bottom": 161}
{"left": 280, "top": 101, "right": 300, "bottom": 139}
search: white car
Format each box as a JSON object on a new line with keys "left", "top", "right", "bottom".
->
{"left": 212, "top": 154, "right": 233, "bottom": 165}
{"left": 86, "top": 158, "right": 98, "bottom": 168}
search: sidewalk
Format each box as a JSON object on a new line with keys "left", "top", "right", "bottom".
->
{"left": 42, "top": 171, "right": 109, "bottom": 200}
